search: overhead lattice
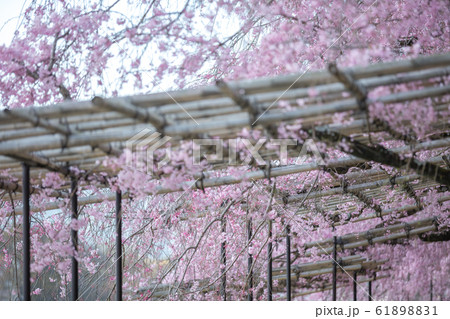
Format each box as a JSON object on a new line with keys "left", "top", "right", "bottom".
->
{"left": 1, "top": 53, "right": 449, "bottom": 212}
{"left": 1, "top": 53, "right": 449, "bottom": 300}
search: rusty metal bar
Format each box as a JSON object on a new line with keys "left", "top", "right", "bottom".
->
{"left": 22, "top": 163, "right": 31, "bottom": 301}
{"left": 220, "top": 218, "right": 226, "bottom": 301}
{"left": 332, "top": 236, "right": 337, "bottom": 301}
{"left": 247, "top": 217, "right": 253, "bottom": 301}
{"left": 116, "top": 190, "right": 123, "bottom": 301}
{"left": 71, "top": 178, "right": 78, "bottom": 301}
{"left": 286, "top": 224, "right": 291, "bottom": 301}
{"left": 268, "top": 220, "right": 273, "bottom": 301}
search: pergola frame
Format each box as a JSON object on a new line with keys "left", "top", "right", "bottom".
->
{"left": 1, "top": 53, "right": 449, "bottom": 301}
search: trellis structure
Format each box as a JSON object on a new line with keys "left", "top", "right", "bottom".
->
{"left": 0, "top": 53, "right": 449, "bottom": 301}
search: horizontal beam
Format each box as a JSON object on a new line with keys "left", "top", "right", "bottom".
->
{"left": 3, "top": 52, "right": 447, "bottom": 126}
{"left": 92, "top": 97, "right": 167, "bottom": 130}
{"left": 315, "top": 130, "right": 450, "bottom": 186}
{"left": 285, "top": 274, "right": 389, "bottom": 299}
{"left": 305, "top": 216, "right": 437, "bottom": 250}
{"left": 286, "top": 173, "right": 421, "bottom": 203}
{"left": 0, "top": 85, "right": 448, "bottom": 155}
{"left": 6, "top": 152, "right": 70, "bottom": 176}
{"left": 1, "top": 66, "right": 447, "bottom": 138}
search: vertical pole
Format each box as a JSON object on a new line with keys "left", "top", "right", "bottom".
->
{"left": 116, "top": 190, "right": 123, "bottom": 301}
{"left": 220, "top": 218, "right": 226, "bottom": 301}
{"left": 71, "top": 178, "right": 78, "bottom": 301}
{"left": 22, "top": 163, "right": 31, "bottom": 301}
{"left": 267, "top": 220, "right": 272, "bottom": 301}
{"left": 332, "top": 236, "right": 337, "bottom": 301}
{"left": 286, "top": 224, "right": 291, "bottom": 301}
{"left": 368, "top": 276, "right": 373, "bottom": 301}
{"left": 353, "top": 272, "right": 357, "bottom": 301}
{"left": 247, "top": 217, "right": 253, "bottom": 301}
